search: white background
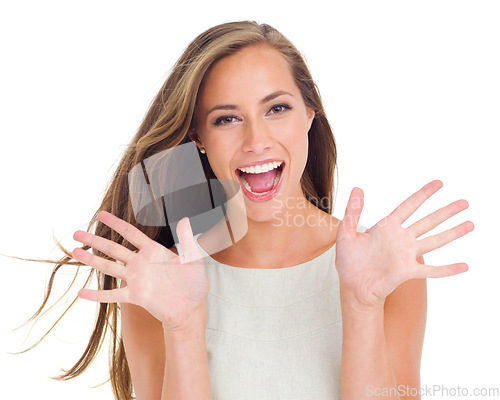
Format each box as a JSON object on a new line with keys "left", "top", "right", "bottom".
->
{"left": 1, "top": 0, "right": 498, "bottom": 398}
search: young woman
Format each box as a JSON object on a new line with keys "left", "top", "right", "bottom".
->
{"left": 27, "top": 21, "right": 473, "bottom": 399}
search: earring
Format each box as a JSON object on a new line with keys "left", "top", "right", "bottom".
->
{"left": 200, "top": 148, "right": 206, "bottom": 154}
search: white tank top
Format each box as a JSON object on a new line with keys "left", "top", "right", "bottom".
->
{"left": 175, "top": 224, "right": 368, "bottom": 400}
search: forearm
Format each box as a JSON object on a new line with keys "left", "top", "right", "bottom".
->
{"left": 161, "top": 312, "right": 212, "bottom": 400}
{"left": 340, "top": 287, "right": 399, "bottom": 400}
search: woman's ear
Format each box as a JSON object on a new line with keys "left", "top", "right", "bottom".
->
{"left": 306, "top": 107, "right": 315, "bottom": 131}
{"left": 188, "top": 131, "right": 204, "bottom": 150}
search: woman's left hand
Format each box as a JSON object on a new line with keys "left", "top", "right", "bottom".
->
{"left": 335, "top": 179, "right": 474, "bottom": 311}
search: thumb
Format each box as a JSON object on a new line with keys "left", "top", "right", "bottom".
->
{"left": 341, "top": 187, "right": 364, "bottom": 236}
{"left": 176, "top": 217, "right": 202, "bottom": 264}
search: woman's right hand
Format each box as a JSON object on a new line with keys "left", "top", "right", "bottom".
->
{"left": 72, "top": 211, "right": 210, "bottom": 332}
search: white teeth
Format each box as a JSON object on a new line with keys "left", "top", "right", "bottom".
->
{"left": 238, "top": 161, "right": 283, "bottom": 174}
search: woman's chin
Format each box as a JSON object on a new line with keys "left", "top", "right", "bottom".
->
{"left": 243, "top": 201, "right": 283, "bottom": 225}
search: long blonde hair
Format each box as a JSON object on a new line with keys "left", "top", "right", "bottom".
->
{"left": 13, "top": 20, "right": 337, "bottom": 399}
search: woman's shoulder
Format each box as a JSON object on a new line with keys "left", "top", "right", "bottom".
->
{"left": 311, "top": 211, "right": 368, "bottom": 247}
{"left": 306, "top": 211, "right": 340, "bottom": 251}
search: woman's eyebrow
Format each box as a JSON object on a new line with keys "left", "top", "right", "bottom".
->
{"left": 260, "top": 90, "right": 293, "bottom": 104}
{"left": 206, "top": 90, "right": 294, "bottom": 116}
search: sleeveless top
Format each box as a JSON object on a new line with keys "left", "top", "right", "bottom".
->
{"left": 175, "top": 224, "right": 368, "bottom": 400}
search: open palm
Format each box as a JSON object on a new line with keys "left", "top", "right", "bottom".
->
{"left": 335, "top": 180, "right": 474, "bottom": 309}
{"left": 72, "top": 212, "right": 209, "bottom": 331}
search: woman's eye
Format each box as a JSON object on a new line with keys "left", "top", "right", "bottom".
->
{"left": 268, "top": 104, "right": 291, "bottom": 115}
{"left": 214, "top": 116, "right": 237, "bottom": 126}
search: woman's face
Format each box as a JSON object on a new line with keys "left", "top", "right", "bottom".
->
{"left": 192, "top": 44, "right": 315, "bottom": 222}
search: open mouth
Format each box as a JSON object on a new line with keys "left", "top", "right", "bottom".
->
{"left": 236, "top": 161, "right": 284, "bottom": 197}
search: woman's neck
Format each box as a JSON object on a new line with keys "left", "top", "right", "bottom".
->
{"left": 200, "top": 199, "right": 341, "bottom": 269}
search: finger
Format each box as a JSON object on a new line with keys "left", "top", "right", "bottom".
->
{"left": 78, "top": 287, "right": 129, "bottom": 304}
{"left": 97, "top": 210, "right": 153, "bottom": 250}
{"left": 408, "top": 199, "right": 470, "bottom": 238}
{"left": 341, "top": 187, "right": 364, "bottom": 236}
{"left": 72, "top": 247, "right": 128, "bottom": 280}
{"left": 417, "top": 220, "right": 474, "bottom": 255}
{"left": 73, "top": 230, "right": 135, "bottom": 265}
{"left": 389, "top": 180, "right": 443, "bottom": 224}
{"left": 413, "top": 262, "right": 468, "bottom": 279}
{"left": 176, "top": 217, "right": 203, "bottom": 264}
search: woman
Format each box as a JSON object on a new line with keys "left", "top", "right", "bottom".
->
{"left": 27, "top": 21, "right": 473, "bottom": 399}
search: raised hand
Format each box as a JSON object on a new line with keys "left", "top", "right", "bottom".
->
{"left": 335, "top": 180, "right": 474, "bottom": 310}
{"left": 72, "top": 212, "right": 210, "bottom": 332}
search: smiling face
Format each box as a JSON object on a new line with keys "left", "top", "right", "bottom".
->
{"left": 191, "top": 43, "right": 315, "bottom": 221}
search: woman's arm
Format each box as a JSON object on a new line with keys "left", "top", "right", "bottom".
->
{"left": 335, "top": 181, "right": 473, "bottom": 400}
{"left": 120, "top": 282, "right": 212, "bottom": 400}
{"left": 120, "top": 291, "right": 165, "bottom": 399}
{"left": 120, "top": 250, "right": 212, "bottom": 400}
{"left": 73, "top": 213, "right": 213, "bottom": 399}
{"left": 340, "top": 275, "right": 426, "bottom": 400}
{"left": 340, "top": 286, "right": 400, "bottom": 399}
{"left": 383, "top": 263, "right": 427, "bottom": 399}
{"left": 162, "top": 308, "right": 212, "bottom": 400}
{"left": 339, "top": 272, "right": 426, "bottom": 400}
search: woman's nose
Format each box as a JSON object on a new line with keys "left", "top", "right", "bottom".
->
{"left": 241, "top": 119, "right": 273, "bottom": 155}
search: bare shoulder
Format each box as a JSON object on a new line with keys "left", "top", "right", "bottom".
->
{"left": 311, "top": 209, "right": 342, "bottom": 246}
{"left": 312, "top": 207, "right": 370, "bottom": 243}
